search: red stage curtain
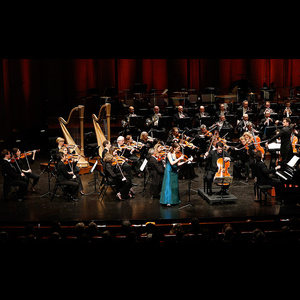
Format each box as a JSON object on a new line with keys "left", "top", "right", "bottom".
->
{"left": 2, "top": 58, "right": 300, "bottom": 146}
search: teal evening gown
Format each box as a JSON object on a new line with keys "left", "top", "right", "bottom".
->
{"left": 160, "top": 155, "right": 180, "bottom": 205}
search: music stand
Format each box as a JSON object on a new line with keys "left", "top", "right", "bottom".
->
{"left": 199, "top": 116, "right": 214, "bottom": 127}
{"left": 179, "top": 160, "right": 197, "bottom": 211}
{"left": 219, "top": 127, "right": 232, "bottom": 139}
{"left": 177, "top": 117, "right": 193, "bottom": 130}
{"left": 158, "top": 116, "right": 173, "bottom": 130}
{"left": 264, "top": 126, "right": 276, "bottom": 138}
{"left": 129, "top": 116, "right": 144, "bottom": 128}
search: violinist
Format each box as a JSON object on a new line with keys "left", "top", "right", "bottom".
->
{"left": 103, "top": 152, "right": 133, "bottom": 201}
{"left": 148, "top": 144, "right": 165, "bottom": 199}
{"left": 160, "top": 142, "right": 191, "bottom": 206}
{"left": 139, "top": 131, "right": 155, "bottom": 158}
{"left": 56, "top": 152, "right": 79, "bottom": 202}
{"left": 194, "top": 124, "right": 213, "bottom": 154}
{"left": 1, "top": 149, "right": 29, "bottom": 201}
{"left": 236, "top": 114, "right": 250, "bottom": 136}
{"left": 59, "top": 147, "right": 84, "bottom": 195}
{"left": 102, "top": 140, "right": 111, "bottom": 159}
{"left": 111, "top": 143, "right": 134, "bottom": 183}
{"left": 125, "top": 135, "right": 142, "bottom": 177}
{"left": 166, "top": 127, "right": 180, "bottom": 146}
{"left": 204, "top": 142, "right": 233, "bottom": 196}
{"left": 266, "top": 117, "right": 293, "bottom": 163}
{"left": 232, "top": 136, "right": 251, "bottom": 182}
{"left": 11, "top": 148, "right": 40, "bottom": 192}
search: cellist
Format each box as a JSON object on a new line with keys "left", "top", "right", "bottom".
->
{"left": 204, "top": 142, "right": 233, "bottom": 196}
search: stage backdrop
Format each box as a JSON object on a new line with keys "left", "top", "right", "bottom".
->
{"left": 1, "top": 58, "right": 300, "bottom": 147}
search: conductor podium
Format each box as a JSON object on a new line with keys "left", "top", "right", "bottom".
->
{"left": 198, "top": 175, "right": 237, "bottom": 205}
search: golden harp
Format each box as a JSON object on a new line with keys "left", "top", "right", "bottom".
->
{"left": 92, "top": 103, "right": 111, "bottom": 157}
{"left": 58, "top": 105, "right": 89, "bottom": 168}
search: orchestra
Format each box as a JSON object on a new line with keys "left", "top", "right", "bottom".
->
{"left": 2, "top": 97, "right": 300, "bottom": 206}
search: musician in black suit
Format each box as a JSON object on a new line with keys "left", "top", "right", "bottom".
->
{"left": 1, "top": 149, "right": 29, "bottom": 201}
{"left": 258, "top": 110, "right": 275, "bottom": 139}
{"left": 266, "top": 117, "right": 293, "bottom": 163}
{"left": 254, "top": 150, "right": 283, "bottom": 203}
{"left": 236, "top": 100, "right": 252, "bottom": 120}
{"left": 204, "top": 142, "right": 233, "bottom": 196}
{"left": 56, "top": 152, "right": 79, "bottom": 201}
{"left": 172, "top": 106, "right": 188, "bottom": 126}
{"left": 147, "top": 144, "right": 165, "bottom": 199}
{"left": 194, "top": 106, "right": 209, "bottom": 127}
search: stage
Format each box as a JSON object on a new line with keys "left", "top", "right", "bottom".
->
{"left": 0, "top": 156, "right": 299, "bottom": 225}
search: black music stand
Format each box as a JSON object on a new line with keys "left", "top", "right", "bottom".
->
{"left": 158, "top": 116, "right": 173, "bottom": 130}
{"left": 220, "top": 127, "right": 232, "bottom": 139}
{"left": 179, "top": 160, "right": 197, "bottom": 211}
{"left": 129, "top": 116, "right": 144, "bottom": 128}
{"left": 177, "top": 117, "right": 193, "bottom": 130}
{"left": 264, "top": 126, "right": 276, "bottom": 138}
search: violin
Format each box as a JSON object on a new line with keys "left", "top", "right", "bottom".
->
{"left": 111, "top": 155, "right": 127, "bottom": 166}
{"left": 19, "top": 149, "right": 40, "bottom": 159}
{"left": 176, "top": 151, "right": 189, "bottom": 161}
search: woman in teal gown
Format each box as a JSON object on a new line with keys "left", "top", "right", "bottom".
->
{"left": 160, "top": 142, "right": 190, "bottom": 206}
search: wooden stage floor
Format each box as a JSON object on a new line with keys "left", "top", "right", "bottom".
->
{"left": 1, "top": 157, "right": 300, "bottom": 225}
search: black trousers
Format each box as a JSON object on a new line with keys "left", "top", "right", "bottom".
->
{"left": 60, "top": 179, "right": 80, "bottom": 196}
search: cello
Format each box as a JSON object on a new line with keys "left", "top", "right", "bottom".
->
{"left": 213, "top": 147, "right": 231, "bottom": 186}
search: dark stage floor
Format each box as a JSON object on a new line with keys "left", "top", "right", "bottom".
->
{"left": 1, "top": 157, "right": 300, "bottom": 224}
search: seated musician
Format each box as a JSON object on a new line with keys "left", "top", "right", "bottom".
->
{"left": 59, "top": 146, "right": 84, "bottom": 195}
{"left": 140, "top": 131, "right": 157, "bottom": 158}
{"left": 216, "top": 115, "right": 233, "bottom": 132}
{"left": 121, "top": 106, "right": 138, "bottom": 135}
{"left": 194, "top": 106, "right": 209, "bottom": 127}
{"left": 236, "top": 100, "right": 252, "bottom": 120}
{"left": 147, "top": 106, "right": 162, "bottom": 128}
{"left": 112, "top": 140, "right": 134, "bottom": 184}
{"left": 254, "top": 150, "right": 283, "bottom": 204}
{"left": 147, "top": 144, "right": 165, "bottom": 199}
{"left": 281, "top": 101, "right": 293, "bottom": 118}
{"left": 204, "top": 142, "right": 233, "bottom": 196}
{"left": 243, "top": 131, "right": 258, "bottom": 178}
{"left": 232, "top": 136, "right": 251, "bottom": 182}
{"left": 166, "top": 127, "right": 180, "bottom": 146}
{"left": 103, "top": 152, "right": 133, "bottom": 201}
{"left": 172, "top": 105, "right": 188, "bottom": 126}
{"left": 194, "top": 124, "right": 213, "bottom": 154}
{"left": 125, "top": 135, "right": 142, "bottom": 176}
{"left": 258, "top": 101, "right": 274, "bottom": 118}
{"left": 215, "top": 104, "right": 228, "bottom": 120}
{"left": 11, "top": 148, "right": 40, "bottom": 192}
{"left": 236, "top": 114, "right": 250, "bottom": 136}
{"left": 56, "top": 152, "right": 80, "bottom": 202}
{"left": 1, "top": 149, "right": 29, "bottom": 201}
{"left": 102, "top": 140, "right": 111, "bottom": 159}
{"left": 258, "top": 110, "right": 275, "bottom": 140}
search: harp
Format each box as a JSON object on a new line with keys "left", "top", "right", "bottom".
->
{"left": 92, "top": 103, "right": 111, "bottom": 157}
{"left": 58, "top": 105, "right": 89, "bottom": 168}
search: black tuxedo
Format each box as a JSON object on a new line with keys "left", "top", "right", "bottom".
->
{"left": 148, "top": 156, "right": 165, "bottom": 198}
{"left": 172, "top": 112, "right": 188, "bottom": 125}
{"left": 56, "top": 160, "right": 79, "bottom": 196}
{"left": 268, "top": 126, "right": 293, "bottom": 162}
{"left": 1, "top": 159, "right": 28, "bottom": 199}
{"left": 255, "top": 160, "right": 282, "bottom": 198}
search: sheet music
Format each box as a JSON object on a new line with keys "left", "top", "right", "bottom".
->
{"left": 287, "top": 155, "right": 300, "bottom": 168}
